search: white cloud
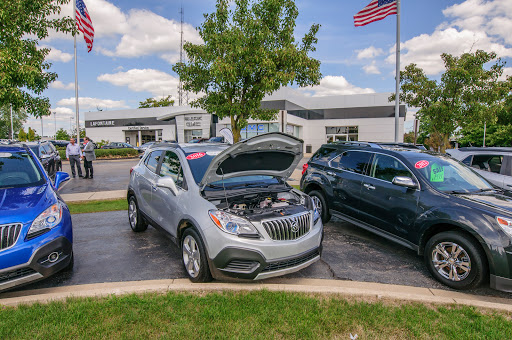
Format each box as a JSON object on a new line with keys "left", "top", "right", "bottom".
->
{"left": 386, "top": 28, "right": 512, "bottom": 75}
{"left": 356, "top": 46, "right": 383, "bottom": 60}
{"left": 97, "top": 68, "right": 180, "bottom": 97}
{"left": 45, "top": 47, "right": 72, "bottom": 63}
{"left": 499, "top": 67, "right": 512, "bottom": 81}
{"left": 300, "top": 76, "right": 375, "bottom": 97}
{"left": 57, "top": 97, "right": 128, "bottom": 110}
{"left": 363, "top": 61, "right": 381, "bottom": 75}
{"left": 50, "top": 81, "right": 75, "bottom": 90}
{"left": 44, "top": 0, "right": 201, "bottom": 64}
{"left": 53, "top": 107, "right": 74, "bottom": 116}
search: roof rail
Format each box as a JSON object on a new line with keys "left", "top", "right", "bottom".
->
{"left": 331, "top": 141, "right": 381, "bottom": 148}
{"left": 458, "top": 147, "right": 512, "bottom": 152}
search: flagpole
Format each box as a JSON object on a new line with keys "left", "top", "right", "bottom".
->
{"left": 73, "top": 0, "right": 80, "bottom": 143}
{"left": 394, "top": 0, "right": 401, "bottom": 143}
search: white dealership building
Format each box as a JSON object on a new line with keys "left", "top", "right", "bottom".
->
{"left": 84, "top": 88, "right": 406, "bottom": 153}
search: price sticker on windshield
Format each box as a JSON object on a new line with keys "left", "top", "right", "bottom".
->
{"left": 430, "top": 163, "right": 445, "bottom": 182}
{"left": 186, "top": 152, "right": 206, "bottom": 160}
{"left": 415, "top": 160, "right": 429, "bottom": 169}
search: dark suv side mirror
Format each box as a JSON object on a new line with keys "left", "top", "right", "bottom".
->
{"left": 392, "top": 176, "right": 418, "bottom": 189}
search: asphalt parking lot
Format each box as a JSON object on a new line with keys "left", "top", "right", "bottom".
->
{"left": 17, "top": 210, "right": 512, "bottom": 299}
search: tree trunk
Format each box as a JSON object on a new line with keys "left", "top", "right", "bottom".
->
{"left": 231, "top": 116, "right": 242, "bottom": 143}
{"left": 440, "top": 133, "right": 450, "bottom": 153}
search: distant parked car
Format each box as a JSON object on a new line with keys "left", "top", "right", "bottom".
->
{"left": 49, "top": 140, "right": 69, "bottom": 148}
{"left": 207, "top": 136, "right": 226, "bottom": 143}
{"left": 136, "top": 142, "right": 156, "bottom": 153}
{"left": 0, "top": 144, "right": 73, "bottom": 292}
{"left": 101, "top": 142, "right": 135, "bottom": 149}
{"left": 188, "top": 138, "right": 208, "bottom": 143}
{"left": 302, "top": 141, "right": 512, "bottom": 292}
{"left": 25, "top": 141, "right": 62, "bottom": 178}
{"left": 446, "top": 147, "right": 512, "bottom": 191}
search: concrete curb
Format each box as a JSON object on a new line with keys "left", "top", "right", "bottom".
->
{"left": 1, "top": 278, "right": 511, "bottom": 312}
{"left": 61, "top": 190, "right": 127, "bottom": 203}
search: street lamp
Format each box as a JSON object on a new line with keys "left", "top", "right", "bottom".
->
{"left": 53, "top": 111, "right": 57, "bottom": 139}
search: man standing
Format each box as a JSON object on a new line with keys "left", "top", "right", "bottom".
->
{"left": 66, "top": 138, "right": 83, "bottom": 178}
{"left": 83, "top": 136, "right": 96, "bottom": 179}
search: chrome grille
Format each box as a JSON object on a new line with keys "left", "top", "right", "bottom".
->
{"left": 0, "top": 223, "right": 22, "bottom": 251}
{"left": 262, "top": 212, "right": 311, "bottom": 241}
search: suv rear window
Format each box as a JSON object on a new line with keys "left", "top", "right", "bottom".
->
{"left": 311, "top": 147, "right": 338, "bottom": 165}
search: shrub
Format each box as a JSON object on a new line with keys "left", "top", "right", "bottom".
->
{"left": 59, "top": 148, "right": 139, "bottom": 160}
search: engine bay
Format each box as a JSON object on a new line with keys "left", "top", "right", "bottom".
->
{"left": 210, "top": 190, "right": 309, "bottom": 220}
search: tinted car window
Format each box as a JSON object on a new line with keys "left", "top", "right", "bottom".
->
{"left": 160, "top": 151, "right": 185, "bottom": 188}
{"left": 41, "top": 144, "right": 52, "bottom": 155}
{"left": 462, "top": 155, "right": 472, "bottom": 166}
{"left": 370, "top": 154, "right": 412, "bottom": 182}
{"left": 0, "top": 151, "right": 44, "bottom": 188}
{"left": 28, "top": 146, "right": 39, "bottom": 156}
{"left": 144, "top": 151, "right": 162, "bottom": 174}
{"left": 331, "top": 151, "right": 372, "bottom": 175}
{"left": 471, "top": 154, "right": 503, "bottom": 173}
{"left": 311, "top": 147, "right": 338, "bottom": 165}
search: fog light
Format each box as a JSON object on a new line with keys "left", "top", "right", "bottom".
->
{"left": 48, "top": 252, "right": 60, "bottom": 263}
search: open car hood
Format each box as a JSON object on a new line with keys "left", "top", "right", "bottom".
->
{"left": 199, "top": 132, "right": 303, "bottom": 188}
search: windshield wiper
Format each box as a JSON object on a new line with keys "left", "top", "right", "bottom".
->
{"left": 445, "top": 189, "right": 469, "bottom": 194}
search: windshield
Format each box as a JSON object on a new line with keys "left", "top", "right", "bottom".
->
{"left": 406, "top": 154, "right": 493, "bottom": 193}
{"left": 0, "top": 151, "right": 45, "bottom": 189}
{"left": 28, "top": 146, "right": 39, "bottom": 156}
{"left": 185, "top": 151, "right": 220, "bottom": 184}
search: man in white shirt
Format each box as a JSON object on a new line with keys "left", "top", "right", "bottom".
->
{"left": 66, "top": 138, "right": 83, "bottom": 178}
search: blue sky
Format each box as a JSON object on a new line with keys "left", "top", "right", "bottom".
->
{"left": 27, "top": 0, "right": 512, "bottom": 135}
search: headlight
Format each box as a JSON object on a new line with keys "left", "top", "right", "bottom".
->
{"left": 496, "top": 216, "right": 512, "bottom": 238}
{"left": 28, "top": 203, "right": 63, "bottom": 238}
{"left": 312, "top": 197, "right": 321, "bottom": 225}
{"left": 209, "top": 210, "right": 260, "bottom": 237}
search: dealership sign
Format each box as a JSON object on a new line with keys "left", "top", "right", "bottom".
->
{"left": 185, "top": 115, "right": 202, "bottom": 128}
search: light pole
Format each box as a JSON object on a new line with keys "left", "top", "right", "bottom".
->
{"left": 10, "top": 104, "right": 14, "bottom": 140}
{"left": 41, "top": 116, "right": 44, "bottom": 139}
{"left": 53, "top": 111, "right": 57, "bottom": 139}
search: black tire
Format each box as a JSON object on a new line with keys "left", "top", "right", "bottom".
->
{"left": 181, "top": 228, "right": 212, "bottom": 283}
{"left": 128, "top": 196, "right": 148, "bottom": 232}
{"left": 425, "top": 231, "right": 487, "bottom": 290}
{"left": 309, "top": 190, "right": 331, "bottom": 223}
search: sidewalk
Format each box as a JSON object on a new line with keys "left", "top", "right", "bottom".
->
{"left": 1, "top": 278, "right": 511, "bottom": 311}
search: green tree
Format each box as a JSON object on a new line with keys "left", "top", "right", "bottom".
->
{"left": 0, "top": 0, "right": 74, "bottom": 117}
{"left": 18, "top": 128, "right": 27, "bottom": 141}
{"left": 390, "top": 50, "right": 512, "bottom": 152}
{"left": 138, "top": 95, "right": 175, "bottom": 108}
{"left": 173, "top": 0, "right": 321, "bottom": 142}
{"left": 55, "top": 128, "right": 70, "bottom": 141}
{"left": 0, "top": 105, "right": 27, "bottom": 139}
{"left": 27, "top": 127, "right": 36, "bottom": 141}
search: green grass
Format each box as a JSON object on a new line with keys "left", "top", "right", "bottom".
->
{"left": 67, "top": 198, "right": 127, "bottom": 214}
{"left": 292, "top": 184, "right": 300, "bottom": 190}
{"left": 0, "top": 290, "right": 510, "bottom": 339}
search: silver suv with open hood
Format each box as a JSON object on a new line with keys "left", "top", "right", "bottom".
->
{"left": 127, "top": 132, "right": 323, "bottom": 282}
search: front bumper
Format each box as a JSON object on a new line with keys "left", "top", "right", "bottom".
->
{"left": 211, "top": 246, "right": 322, "bottom": 280}
{"left": 0, "top": 236, "right": 72, "bottom": 291}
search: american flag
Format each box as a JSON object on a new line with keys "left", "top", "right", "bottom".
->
{"left": 354, "top": 0, "right": 397, "bottom": 27}
{"left": 75, "top": 0, "right": 94, "bottom": 52}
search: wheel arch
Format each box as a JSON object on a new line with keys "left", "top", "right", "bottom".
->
{"left": 418, "top": 223, "right": 494, "bottom": 274}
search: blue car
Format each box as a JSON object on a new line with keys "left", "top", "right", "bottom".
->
{"left": 0, "top": 144, "right": 73, "bottom": 291}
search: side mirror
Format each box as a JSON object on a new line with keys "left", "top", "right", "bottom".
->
{"left": 156, "top": 176, "right": 179, "bottom": 196}
{"left": 392, "top": 176, "right": 418, "bottom": 189}
{"left": 54, "top": 171, "right": 70, "bottom": 190}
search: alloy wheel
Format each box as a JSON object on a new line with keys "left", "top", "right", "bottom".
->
{"left": 128, "top": 200, "right": 137, "bottom": 228}
{"left": 431, "top": 242, "right": 471, "bottom": 281}
{"left": 183, "top": 235, "right": 201, "bottom": 278}
{"left": 312, "top": 196, "right": 323, "bottom": 217}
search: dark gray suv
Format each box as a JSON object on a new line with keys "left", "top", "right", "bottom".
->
{"left": 301, "top": 141, "right": 512, "bottom": 292}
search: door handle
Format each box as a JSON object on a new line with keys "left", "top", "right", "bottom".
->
{"left": 152, "top": 184, "right": 158, "bottom": 191}
{"left": 326, "top": 171, "right": 335, "bottom": 176}
{"left": 363, "top": 183, "right": 376, "bottom": 190}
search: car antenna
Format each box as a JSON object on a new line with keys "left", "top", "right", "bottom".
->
{"left": 219, "top": 167, "right": 229, "bottom": 209}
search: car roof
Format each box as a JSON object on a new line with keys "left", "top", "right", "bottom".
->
{"left": 318, "top": 142, "right": 445, "bottom": 159}
{"left": 0, "top": 144, "right": 30, "bottom": 152}
{"left": 149, "top": 141, "right": 229, "bottom": 154}
{"left": 452, "top": 147, "right": 512, "bottom": 153}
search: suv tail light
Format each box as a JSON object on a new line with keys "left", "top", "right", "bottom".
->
{"left": 130, "top": 167, "right": 134, "bottom": 175}
{"left": 302, "top": 163, "right": 309, "bottom": 175}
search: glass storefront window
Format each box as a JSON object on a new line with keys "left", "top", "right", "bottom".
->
{"left": 326, "top": 126, "right": 358, "bottom": 143}
{"left": 184, "top": 129, "right": 202, "bottom": 142}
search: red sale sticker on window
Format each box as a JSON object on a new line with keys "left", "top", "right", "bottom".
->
{"left": 186, "top": 152, "right": 206, "bottom": 160}
{"left": 415, "top": 160, "right": 429, "bottom": 169}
